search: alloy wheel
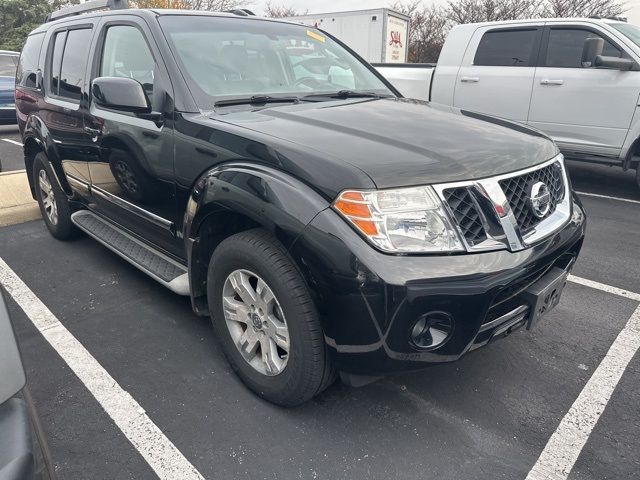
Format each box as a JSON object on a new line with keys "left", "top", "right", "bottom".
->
{"left": 222, "top": 269, "right": 290, "bottom": 376}
{"left": 38, "top": 169, "right": 58, "bottom": 225}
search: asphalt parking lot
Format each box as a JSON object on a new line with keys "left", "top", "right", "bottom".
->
{"left": 1, "top": 125, "right": 639, "bottom": 479}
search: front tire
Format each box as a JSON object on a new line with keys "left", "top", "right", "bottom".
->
{"left": 33, "top": 153, "right": 77, "bottom": 240}
{"left": 636, "top": 165, "right": 640, "bottom": 190}
{"left": 207, "top": 229, "right": 334, "bottom": 406}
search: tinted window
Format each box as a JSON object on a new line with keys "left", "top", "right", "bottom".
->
{"left": 59, "top": 29, "right": 93, "bottom": 101}
{"left": 100, "top": 26, "right": 155, "bottom": 98}
{"left": 545, "top": 29, "right": 621, "bottom": 68}
{"left": 17, "top": 33, "right": 45, "bottom": 87}
{"left": 0, "top": 54, "right": 17, "bottom": 77}
{"left": 50, "top": 31, "right": 67, "bottom": 95}
{"left": 474, "top": 29, "right": 538, "bottom": 66}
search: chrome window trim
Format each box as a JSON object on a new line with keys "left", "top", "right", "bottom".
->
{"left": 433, "top": 154, "right": 571, "bottom": 253}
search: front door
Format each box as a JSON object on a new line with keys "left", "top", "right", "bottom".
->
{"left": 528, "top": 25, "right": 640, "bottom": 157}
{"left": 454, "top": 25, "right": 543, "bottom": 123}
{"left": 84, "top": 17, "right": 181, "bottom": 257}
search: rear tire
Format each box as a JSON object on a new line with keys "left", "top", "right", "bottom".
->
{"left": 636, "top": 165, "right": 640, "bottom": 190}
{"left": 33, "top": 153, "right": 78, "bottom": 240}
{"left": 207, "top": 228, "right": 334, "bottom": 407}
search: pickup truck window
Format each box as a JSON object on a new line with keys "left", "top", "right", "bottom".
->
{"left": 159, "top": 15, "right": 392, "bottom": 109}
{"left": 545, "top": 29, "right": 621, "bottom": 68}
{"left": 611, "top": 22, "right": 640, "bottom": 48}
{"left": 100, "top": 26, "right": 155, "bottom": 98}
{"left": 474, "top": 29, "right": 538, "bottom": 67}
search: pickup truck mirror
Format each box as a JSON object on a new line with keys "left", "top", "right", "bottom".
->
{"left": 581, "top": 37, "right": 604, "bottom": 67}
{"left": 594, "top": 55, "right": 636, "bottom": 71}
{"left": 92, "top": 76, "right": 151, "bottom": 113}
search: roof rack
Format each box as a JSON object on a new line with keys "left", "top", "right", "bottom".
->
{"left": 225, "top": 9, "right": 256, "bottom": 16}
{"left": 46, "top": 0, "right": 129, "bottom": 23}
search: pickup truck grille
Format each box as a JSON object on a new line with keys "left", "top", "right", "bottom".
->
{"left": 442, "top": 187, "right": 487, "bottom": 246}
{"left": 436, "top": 156, "right": 570, "bottom": 253}
{"left": 499, "top": 162, "right": 565, "bottom": 234}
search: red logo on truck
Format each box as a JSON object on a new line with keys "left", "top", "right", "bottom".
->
{"left": 389, "top": 31, "right": 403, "bottom": 47}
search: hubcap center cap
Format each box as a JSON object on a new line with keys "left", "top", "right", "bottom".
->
{"left": 251, "top": 313, "right": 262, "bottom": 330}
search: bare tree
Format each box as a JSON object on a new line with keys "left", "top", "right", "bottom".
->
{"left": 446, "top": 0, "right": 542, "bottom": 24}
{"left": 181, "top": 0, "right": 245, "bottom": 10}
{"left": 541, "top": 0, "right": 626, "bottom": 18}
{"left": 391, "top": 1, "right": 450, "bottom": 63}
{"left": 264, "top": 1, "right": 305, "bottom": 17}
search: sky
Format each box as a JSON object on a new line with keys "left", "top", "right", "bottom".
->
{"left": 246, "top": 0, "right": 640, "bottom": 25}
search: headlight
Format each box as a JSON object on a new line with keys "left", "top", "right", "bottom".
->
{"left": 333, "top": 186, "right": 464, "bottom": 253}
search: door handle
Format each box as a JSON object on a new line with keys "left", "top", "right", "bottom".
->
{"left": 460, "top": 76, "right": 480, "bottom": 83}
{"left": 540, "top": 79, "right": 564, "bottom": 86}
{"left": 84, "top": 126, "right": 101, "bottom": 137}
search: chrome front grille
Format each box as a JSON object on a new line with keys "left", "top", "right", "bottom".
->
{"left": 435, "top": 155, "right": 571, "bottom": 253}
{"left": 499, "top": 162, "right": 565, "bottom": 234}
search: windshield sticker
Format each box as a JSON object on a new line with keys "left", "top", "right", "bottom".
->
{"left": 306, "top": 30, "right": 325, "bottom": 43}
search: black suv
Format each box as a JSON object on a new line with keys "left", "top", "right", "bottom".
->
{"left": 16, "top": 0, "right": 586, "bottom": 406}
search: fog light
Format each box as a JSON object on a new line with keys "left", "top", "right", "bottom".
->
{"left": 409, "top": 312, "right": 454, "bottom": 350}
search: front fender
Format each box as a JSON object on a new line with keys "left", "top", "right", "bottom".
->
{"left": 183, "top": 162, "right": 330, "bottom": 312}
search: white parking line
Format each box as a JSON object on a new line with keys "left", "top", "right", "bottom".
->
{"left": 1, "top": 139, "right": 23, "bottom": 147}
{"left": 0, "top": 258, "right": 204, "bottom": 480}
{"left": 576, "top": 191, "right": 640, "bottom": 205}
{"left": 527, "top": 276, "right": 640, "bottom": 480}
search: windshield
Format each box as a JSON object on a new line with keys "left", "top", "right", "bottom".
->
{"left": 611, "top": 22, "right": 640, "bottom": 48}
{"left": 159, "top": 15, "right": 394, "bottom": 109}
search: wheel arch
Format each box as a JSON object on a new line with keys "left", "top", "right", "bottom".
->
{"left": 184, "top": 163, "right": 330, "bottom": 315}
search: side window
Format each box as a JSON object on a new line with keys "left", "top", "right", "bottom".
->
{"left": 100, "top": 25, "right": 155, "bottom": 98}
{"left": 59, "top": 29, "right": 93, "bottom": 101}
{"left": 474, "top": 29, "right": 538, "bottom": 67}
{"left": 17, "top": 33, "right": 45, "bottom": 88}
{"left": 50, "top": 31, "right": 67, "bottom": 96}
{"left": 545, "top": 29, "right": 622, "bottom": 68}
{"left": 0, "top": 55, "right": 17, "bottom": 77}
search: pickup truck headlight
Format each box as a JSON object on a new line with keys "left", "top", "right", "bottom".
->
{"left": 333, "top": 186, "right": 464, "bottom": 253}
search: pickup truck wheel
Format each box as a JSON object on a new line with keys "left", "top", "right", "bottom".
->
{"left": 207, "top": 229, "right": 334, "bottom": 406}
{"left": 636, "top": 166, "right": 640, "bottom": 190}
{"left": 33, "top": 153, "right": 77, "bottom": 240}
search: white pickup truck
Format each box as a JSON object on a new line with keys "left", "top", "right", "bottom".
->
{"left": 374, "top": 17, "right": 640, "bottom": 188}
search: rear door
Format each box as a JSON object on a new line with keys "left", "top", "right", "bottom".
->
{"left": 528, "top": 24, "right": 640, "bottom": 157}
{"left": 454, "top": 25, "right": 543, "bottom": 123}
{"left": 42, "top": 22, "right": 96, "bottom": 190}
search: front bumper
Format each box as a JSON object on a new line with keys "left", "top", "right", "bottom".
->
{"left": 289, "top": 195, "right": 586, "bottom": 375}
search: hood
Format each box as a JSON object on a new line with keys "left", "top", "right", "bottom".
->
{"left": 212, "top": 98, "right": 558, "bottom": 190}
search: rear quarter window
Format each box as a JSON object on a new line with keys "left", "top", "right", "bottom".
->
{"left": 474, "top": 29, "right": 538, "bottom": 67}
{"left": 17, "top": 33, "right": 45, "bottom": 88}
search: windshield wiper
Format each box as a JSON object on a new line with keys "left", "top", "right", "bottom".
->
{"left": 303, "top": 90, "right": 392, "bottom": 100}
{"left": 214, "top": 95, "right": 300, "bottom": 108}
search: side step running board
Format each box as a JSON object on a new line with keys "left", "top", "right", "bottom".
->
{"left": 71, "top": 210, "right": 190, "bottom": 296}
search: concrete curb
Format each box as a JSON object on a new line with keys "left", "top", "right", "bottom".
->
{"left": 0, "top": 171, "right": 41, "bottom": 227}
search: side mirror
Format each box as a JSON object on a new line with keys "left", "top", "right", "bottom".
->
{"left": 92, "top": 76, "right": 151, "bottom": 113}
{"left": 581, "top": 37, "right": 604, "bottom": 67}
{"left": 594, "top": 55, "right": 636, "bottom": 71}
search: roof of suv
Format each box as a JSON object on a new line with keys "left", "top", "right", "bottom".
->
{"left": 31, "top": 8, "right": 297, "bottom": 34}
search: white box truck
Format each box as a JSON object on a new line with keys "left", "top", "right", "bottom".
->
{"left": 282, "top": 8, "right": 410, "bottom": 63}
